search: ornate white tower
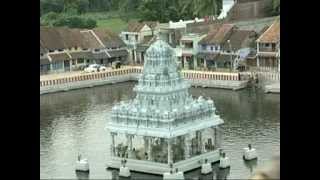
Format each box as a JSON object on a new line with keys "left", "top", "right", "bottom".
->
{"left": 106, "top": 39, "right": 224, "bottom": 175}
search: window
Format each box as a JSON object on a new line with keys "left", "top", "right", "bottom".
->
{"left": 125, "top": 34, "right": 129, "bottom": 40}
{"left": 58, "top": 49, "right": 63, "bottom": 52}
{"left": 72, "top": 59, "right": 76, "bottom": 65}
{"left": 49, "top": 49, "right": 54, "bottom": 53}
{"left": 202, "top": 45, "right": 206, "bottom": 50}
{"left": 215, "top": 46, "right": 218, "bottom": 51}
{"left": 135, "top": 35, "right": 138, "bottom": 41}
{"left": 211, "top": 46, "right": 214, "bottom": 51}
{"left": 94, "top": 49, "right": 100, "bottom": 52}
{"left": 265, "top": 43, "right": 269, "bottom": 47}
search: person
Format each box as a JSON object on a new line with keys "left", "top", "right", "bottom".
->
{"left": 248, "top": 144, "right": 252, "bottom": 150}
{"left": 78, "top": 154, "right": 81, "bottom": 161}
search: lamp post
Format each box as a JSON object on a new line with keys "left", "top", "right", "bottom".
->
{"left": 227, "top": 40, "right": 232, "bottom": 72}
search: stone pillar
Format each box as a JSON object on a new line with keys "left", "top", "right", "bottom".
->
{"left": 184, "top": 134, "right": 191, "bottom": 159}
{"left": 257, "top": 43, "right": 260, "bottom": 68}
{"left": 148, "top": 137, "right": 152, "bottom": 160}
{"left": 134, "top": 49, "right": 138, "bottom": 64}
{"left": 193, "top": 56, "right": 198, "bottom": 70}
{"left": 214, "top": 127, "right": 221, "bottom": 148}
{"left": 204, "top": 59, "right": 207, "bottom": 69}
{"left": 111, "top": 132, "right": 116, "bottom": 156}
{"left": 167, "top": 138, "right": 173, "bottom": 164}
{"left": 126, "top": 134, "right": 133, "bottom": 150}
{"left": 183, "top": 56, "right": 187, "bottom": 69}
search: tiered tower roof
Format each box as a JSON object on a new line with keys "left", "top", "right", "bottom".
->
{"left": 109, "top": 39, "right": 223, "bottom": 138}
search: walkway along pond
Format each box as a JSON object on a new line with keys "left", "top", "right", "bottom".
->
{"left": 40, "top": 67, "right": 248, "bottom": 95}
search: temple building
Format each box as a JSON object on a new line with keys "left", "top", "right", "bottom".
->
{"left": 106, "top": 38, "right": 224, "bottom": 175}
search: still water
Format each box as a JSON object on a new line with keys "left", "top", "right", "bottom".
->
{"left": 40, "top": 82, "right": 280, "bottom": 179}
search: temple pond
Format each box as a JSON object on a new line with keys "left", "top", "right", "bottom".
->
{"left": 40, "top": 82, "right": 280, "bottom": 179}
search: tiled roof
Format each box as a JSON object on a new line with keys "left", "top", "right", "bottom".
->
{"left": 93, "top": 28, "right": 126, "bottom": 48}
{"left": 69, "top": 51, "right": 93, "bottom": 59}
{"left": 199, "top": 24, "right": 234, "bottom": 44}
{"left": 40, "top": 27, "right": 92, "bottom": 50}
{"left": 91, "top": 51, "right": 109, "bottom": 59}
{"left": 127, "top": 21, "right": 159, "bottom": 32}
{"left": 107, "top": 49, "right": 128, "bottom": 58}
{"left": 187, "top": 21, "right": 222, "bottom": 35}
{"left": 221, "top": 30, "right": 256, "bottom": 51}
{"left": 48, "top": 52, "right": 71, "bottom": 62}
{"left": 127, "top": 21, "right": 146, "bottom": 32}
{"left": 80, "top": 31, "right": 104, "bottom": 49}
{"left": 257, "top": 18, "right": 280, "bottom": 43}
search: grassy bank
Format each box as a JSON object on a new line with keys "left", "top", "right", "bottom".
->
{"left": 80, "top": 11, "right": 139, "bottom": 33}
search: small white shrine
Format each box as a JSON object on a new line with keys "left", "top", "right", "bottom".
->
{"left": 106, "top": 38, "right": 224, "bottom": 175}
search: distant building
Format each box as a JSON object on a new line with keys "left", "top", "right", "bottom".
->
{"left": 120, "top": 21, "right": 159, "bottom": 64}
{"left": 40, "top": 27, "right": 128, "bottom": 75}
{"left": 197, "top": 23, "right": 256, "bottom": 70}
{"left": 256, "top": 17, "right": 280, "bottom": 72}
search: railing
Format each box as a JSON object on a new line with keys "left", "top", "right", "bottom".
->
{"left": 40, "top": 67, "right": 142, "bottom": 87}
{"left": 181, "top": 70, "right": 240, "bottom": 81}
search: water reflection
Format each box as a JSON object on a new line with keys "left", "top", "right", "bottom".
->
{"left": 40, "top": 82, "right": 279, "bottom": 179}
{"left": 76, "top": 171, "right": 89, "bottom": 180}
{"left": 243, "top": 159, "right": 258, "bottom": 174}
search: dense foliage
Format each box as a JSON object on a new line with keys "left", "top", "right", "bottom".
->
{"left": 41, "top": 11, "right": 97, "bottom": 28}
{"left": 40, "top": 0, "right": 223, "bottom": 24}
{"left": 272, "top": 0, "right": 280, "bottom": 15}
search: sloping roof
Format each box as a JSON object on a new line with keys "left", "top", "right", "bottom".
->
{"left": 80, "top": 31, "right": 104, "bottom": 49}
{"left": 187, "top": 21, "right": 222, "bottom": 35}
{"left": 107, "top": 49, "right": 128, "bottom": 58}
{"left": 40, "top": 27, "right": 65, "bottom": 50}
{"left": 127, "top": 21, "right": 158, "bottom": 32}
{"left": 40, "top": 57, "right": 50, "bottom": 65}
{"left": 40, "top": 27, "right": 89, "bottom": 50}
{"left": 91, "top": 51, "right": 109, "bottom": 59}
{"left": 199, "top": 24, "right": 234, "bottom": 44}
{"left": 221, "top": 30, "right": 256, "bottom": 51}
{"left": 48, "top": 53, "right": 70, "bottom": 62}
{"left": 69, "top": 51, "right": 93, "bottom": 59}
{"left": 143, "top": 21, "right": 159, "bottom": 30}
{"left": 257, "top": 18, "right": 280, "bottom": 43}
{"left": 127, "top": 21, "right": 146, "bottom": 32}
{"left": 93, "top": 28, "right": 126, "bottom": 48}
{"left": 40, "top": 43, "right": 47, "bottom": 54}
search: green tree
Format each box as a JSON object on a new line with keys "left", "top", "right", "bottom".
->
{"left": 85, "top": 18, "right": 97, "bottom": 28}
{"left": 272, "top": 0, "right": 280, "bottom": 15}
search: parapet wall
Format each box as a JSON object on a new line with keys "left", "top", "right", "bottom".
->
{"left": 40, "top": 67, "right": 248, "bottom": 95}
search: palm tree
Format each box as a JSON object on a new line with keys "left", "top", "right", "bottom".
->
{"left": 179, "top": 0, "right": 220, "bottom": 18}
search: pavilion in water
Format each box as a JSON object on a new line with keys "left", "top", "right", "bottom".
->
{"left": 106, "top": 38, "right": 224, "bottom": 175}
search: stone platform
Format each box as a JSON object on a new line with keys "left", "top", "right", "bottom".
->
{"left": 106, "top": 150, "right": 220, "bottom": 175}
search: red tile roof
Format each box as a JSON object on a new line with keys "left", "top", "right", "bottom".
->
{"left": 199, "top": 24, "right": 234, "bottom": 44}
{"left": 257, "top": 18, "right": 280, "bottom": 43}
